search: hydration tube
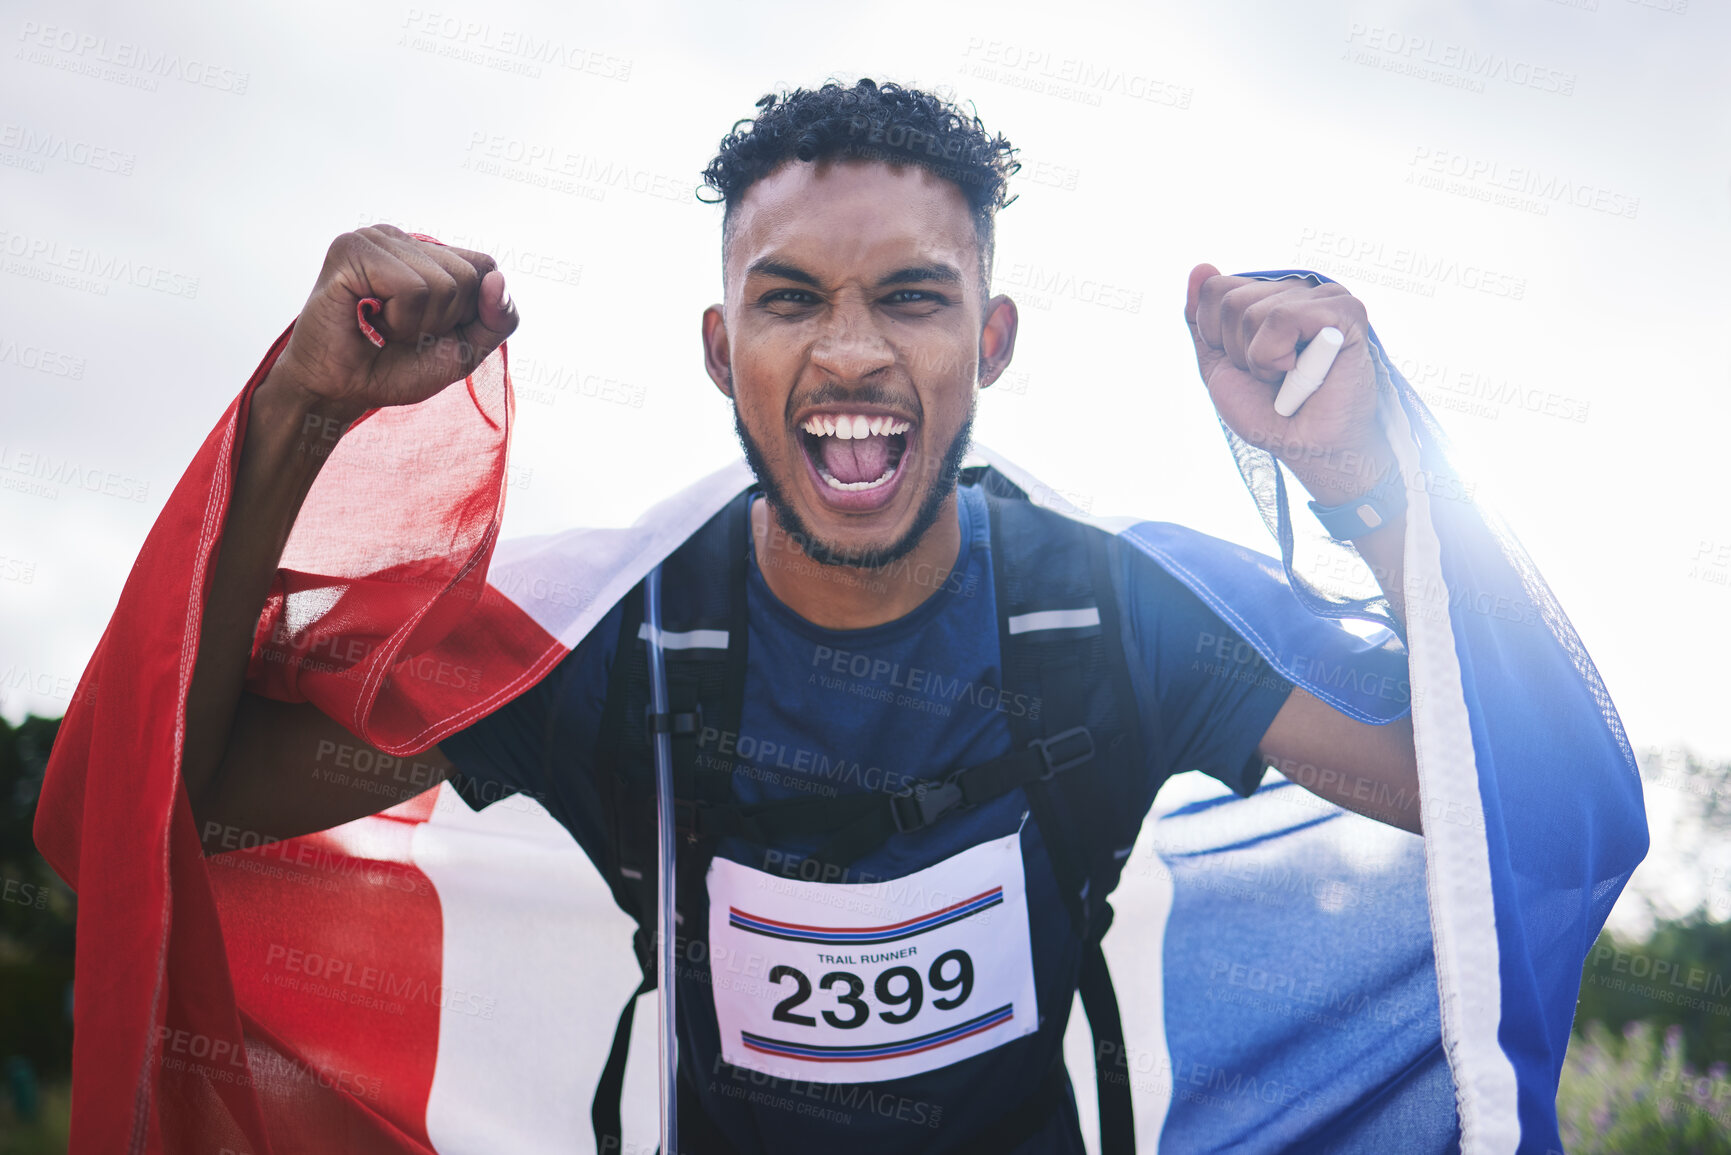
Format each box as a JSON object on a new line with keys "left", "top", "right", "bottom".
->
{"left": 643, "top": 564, "right": 680, "bottom": 1155}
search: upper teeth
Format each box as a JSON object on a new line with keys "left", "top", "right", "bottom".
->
{"left": 801, "top": 414, "right": 911, "bottom": 440}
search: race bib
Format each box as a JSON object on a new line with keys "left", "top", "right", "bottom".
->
{"left": 707, "top": 832, "right": 1038, "bottom": 1083}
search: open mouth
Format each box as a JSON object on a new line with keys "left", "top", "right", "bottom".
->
{"left": 798, "top": 413, "right": 912, "bottom": 504}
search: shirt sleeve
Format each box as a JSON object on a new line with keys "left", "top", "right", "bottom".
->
{"left": 1118, "top": 545, "right": 1294, "bottom": 798}
{"left": 435, "top": 600, "right": 624, "bottom": 864}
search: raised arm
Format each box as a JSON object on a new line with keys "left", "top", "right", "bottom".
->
{"left": 184, "top": 225, "right": 518, "bottom": 852}
{"left": 1184, "top": 263, "right": 1423, "bottom": 835}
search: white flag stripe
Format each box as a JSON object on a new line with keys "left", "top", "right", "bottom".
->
{"left": 1378, "top": 358, "right": 1519, "bottom": 1154}
{"left": 488, "top": 459, "right": 754, "bottom": 651}
{"left": 636, "top": 623, "right": 729, "bottom": 650}
{"left": 1007, "top": 607, "right": 1100, "bottom": 635}
{"left": 417, "top": 782, "right": 640, "bottom": 1154}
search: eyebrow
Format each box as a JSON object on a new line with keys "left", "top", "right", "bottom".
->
{"left": 875, "top": 264, "right": 963, "bottom": 288}
{"left": 742, "top": 259, "right": 965, "bottom": 290}
{"left": 744, "top": 258, "right": 821, "bottom": 287}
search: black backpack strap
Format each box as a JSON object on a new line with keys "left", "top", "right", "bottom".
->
{"left": 1080, "top": 907, "right": 1136, "bottom": 1153}
{"left": 591, "top": 966, "right": 653, "bottom": 1147}
{"left": 591, "top": 489, "right": 752, "bottom": 1154}
{"left": 985, "top": 476, "right": 1144, "bottom": 1155}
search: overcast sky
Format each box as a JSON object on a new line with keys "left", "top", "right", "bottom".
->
{"left": 3, "top": 2, "right": 1726, "bottom": 823}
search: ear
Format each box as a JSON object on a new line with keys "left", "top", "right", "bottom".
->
{"left": 976, "top": 294, "right": 1020, "bottom": 389}
{"left": 702, "top": 304, "right": 733, "bottom": 399}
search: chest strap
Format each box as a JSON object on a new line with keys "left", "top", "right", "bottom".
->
{"left": 681, "top": 725, "right": 1097, "bottom": 869}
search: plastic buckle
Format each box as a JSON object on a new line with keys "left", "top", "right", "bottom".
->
{"left": 645, "top": 703, "right": 703, "bottom": 736}
{"left": 1031, "top": 727, "right": 1094, "bottom": 780}
{"left": 890, "top": 778, "right": 966, "bottom": 834}
{"left": 673, "top": 798, "right": 702, "bottom": 835}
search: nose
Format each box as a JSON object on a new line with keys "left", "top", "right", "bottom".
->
{"left": 809, "top": 294, "right": 895, "bottom": 384}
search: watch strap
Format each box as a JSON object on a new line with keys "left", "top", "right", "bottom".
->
{"left": 1307, "top": 464, "right": 1407, "bottom": 540}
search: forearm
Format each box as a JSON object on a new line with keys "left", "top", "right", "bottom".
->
{"left": 1287, "top": 438, "right": 1409, "bottom": 635}
{"left": 180, "top": 361, "right": 359, "bottom": 812}
{"left": 180, "top": 226, "right": 514, "bottom": 824}
{"left": 1350, "top": 509, "right": 1407, "bottom": 633}
{"left": 1265, "top": 453, "right": 1421, "bottom": 834}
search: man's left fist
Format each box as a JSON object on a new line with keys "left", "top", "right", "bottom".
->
{"left": 1184, "top": 263, "right": 1390, "bottom": 505}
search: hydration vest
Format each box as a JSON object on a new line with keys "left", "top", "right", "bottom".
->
{"left": 591, "top": 466, "right": 1149, "bottom": 1154}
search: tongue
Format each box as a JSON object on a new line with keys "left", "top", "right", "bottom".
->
{"left": 820, "top": 434, "right": 892, "bottom": 484}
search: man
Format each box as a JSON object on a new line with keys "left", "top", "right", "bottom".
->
{"left": 41, "top": 79, "right": 1643, "bottom": 1155}
{"left": 179, "top": 78, "right": 1420, "bottom": 1152}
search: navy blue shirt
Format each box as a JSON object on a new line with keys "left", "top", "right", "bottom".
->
{"left": 441, "top": 485, "right": 1292, "bottom": 1153}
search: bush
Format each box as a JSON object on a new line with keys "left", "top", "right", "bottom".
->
{"left": 1558, "top": 1020, "right": 1731, "bottom": 1154}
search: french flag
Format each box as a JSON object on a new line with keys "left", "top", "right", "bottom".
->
{"left": 34, "top": 271, "right": 1646, "bottom": 1153}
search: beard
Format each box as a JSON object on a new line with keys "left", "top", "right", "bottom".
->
{"left": 733, "top": 404, "right": 974, "bottom": 571}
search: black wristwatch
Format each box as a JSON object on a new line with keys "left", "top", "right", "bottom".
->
{"left": 1307, "top": 465, "right": 1408, "bottom": 540}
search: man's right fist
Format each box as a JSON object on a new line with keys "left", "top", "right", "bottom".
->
{"left": 268, "top": 224, "right": 519, "bottom": 422}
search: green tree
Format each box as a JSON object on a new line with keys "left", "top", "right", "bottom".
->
{"left": 1577, "top": 915, "right": 1731, "bottom": 1072}
{"left": 0, "top": 714, "right": 75, "bottom": 1081}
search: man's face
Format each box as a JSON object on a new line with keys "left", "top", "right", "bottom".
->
{"left": 703, "top": 159, "right": 1012, "bottom": 569}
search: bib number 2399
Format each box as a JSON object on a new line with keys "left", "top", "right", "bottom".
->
{"left": 707, "top": 832, "right": 1038, "bottom": 1083}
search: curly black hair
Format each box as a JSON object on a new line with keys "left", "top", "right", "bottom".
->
{"left": 700, "top": 78, "right": 1019, "bottom": 290}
